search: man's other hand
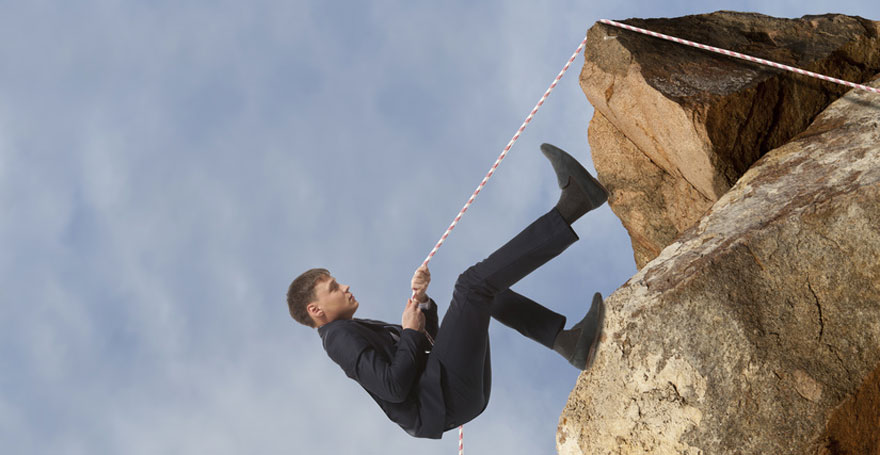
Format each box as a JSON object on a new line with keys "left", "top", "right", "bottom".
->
{"left": 411, "top": 264, "right": 431, "bottom": 303}
{"left": 401, "top": 298, "right": 426, "bottom": 332}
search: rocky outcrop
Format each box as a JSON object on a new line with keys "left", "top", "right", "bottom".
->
{"left": 558, "top": 74, "right": 880, "bottom": 454}
{"left": 582, "top": 12, "right": 880, "bottom": 268}
{"left": 558, "top": 11, "right": 880, "bottom": 454}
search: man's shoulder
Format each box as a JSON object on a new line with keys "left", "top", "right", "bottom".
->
{"left": 318, "top": 319, "right": 381, "bottom": 374}
{"left": 318, "top": 319, "right": 359, "bottom": 342}
{"left": 318, "top": 319, "right": 381, "bottom": 353}
{"left": 319, "top": 318, "right": 388, "bottom": 335}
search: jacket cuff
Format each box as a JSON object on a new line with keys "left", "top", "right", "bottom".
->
{"left": 417, "top": 297, "right": 435, "bottom": 312}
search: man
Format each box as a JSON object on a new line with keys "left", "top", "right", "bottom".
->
{"left": 287, "top": 143, "right": 608, "bottom": 439}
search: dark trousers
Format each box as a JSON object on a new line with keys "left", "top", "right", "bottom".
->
{"left": 429, "top": 208, "right": 578, "bottom": 429}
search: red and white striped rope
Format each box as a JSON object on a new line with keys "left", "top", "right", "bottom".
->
{"left": 420, "top": 37, "right": 588, "bottom": 270}
{"left": 599, "top": 19, "right": 880, "bottom": 94}
{"left": 459, "top": 426, "right": 463, "bottom": 455}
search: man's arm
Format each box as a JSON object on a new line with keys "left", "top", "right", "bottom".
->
{"left": 354, "top": 328, "right": 430, "bottom": 403}
{"left": 323, "top": 320, "right": 430, "bottom": 403}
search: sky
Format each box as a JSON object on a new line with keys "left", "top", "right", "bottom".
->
{"left": 2, "top": 1, "right": 879, "bottom": 454}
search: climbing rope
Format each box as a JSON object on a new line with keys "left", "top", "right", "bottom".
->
{"left": 419, "top": 19, "right": 877, "bottom": 455}
{"left": 418, "top": 37, "right": 588, "bottom": 270}
{"left": 599, "top": 19, "right": 880, "bottom": 94}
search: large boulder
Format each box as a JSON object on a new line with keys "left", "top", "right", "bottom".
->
{"left": 558, "top": 75, "right": 880, "bottom": 454}
{"left": 582, "top": 12, "right": 880, "bottom": 268}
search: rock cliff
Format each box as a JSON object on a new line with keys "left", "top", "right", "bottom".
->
{"left": 559, "top": 12, "right": 880, "bottom": 455}
{"left": 582, "top": 11, "right": 880, "bottom": 269}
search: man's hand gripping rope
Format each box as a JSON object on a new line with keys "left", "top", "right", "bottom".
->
{"left": 403, "top": 264, "right": 432, "bottom": 339}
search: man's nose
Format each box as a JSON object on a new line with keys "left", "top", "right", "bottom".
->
{"left": 343, "top": 284, "right": 351, "bottom": 293}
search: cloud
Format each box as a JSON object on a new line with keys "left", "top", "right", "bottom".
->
{"left": 3, "top": 1, "right": 879, "bottom": 454}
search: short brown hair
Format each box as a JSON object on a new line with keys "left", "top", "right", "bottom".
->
{"left": 287, "top": 268, "right": 330, "bottom": 328}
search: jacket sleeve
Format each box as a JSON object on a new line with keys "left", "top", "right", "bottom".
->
{"left": 354, "top": 328, "right": 431, "bottom": 403}
{"left": 419, "top": 297, "right": 439, "bottom": 340}
{"left": 323, "top": 321, "right": 431, "bottom": 404}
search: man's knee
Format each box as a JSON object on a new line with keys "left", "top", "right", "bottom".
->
{"left": 454, "top": 264, "right": 495, "bottom": 297}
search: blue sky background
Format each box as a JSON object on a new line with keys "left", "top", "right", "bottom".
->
{"left": 2, "top": 1, "right": 879, "bottom": 454}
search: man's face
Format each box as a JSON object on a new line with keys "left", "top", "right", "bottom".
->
{"left": 309, "top": 276, "right": 359, "bottom": 325}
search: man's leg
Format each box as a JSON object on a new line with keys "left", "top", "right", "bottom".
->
{"left": 430, "top": 143, "right": 608, "bottom": 428}
{"left": 462, "top": 208, "right": 578, "bottom": 295}
{"left": 431, "top": 208, "right": 577, "bottom": 428}
{"left": 490, "top": 289, "right": 566, "bottom": 349}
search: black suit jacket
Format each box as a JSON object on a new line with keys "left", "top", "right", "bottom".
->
{"left": 318, "top": 299, "right": 445, "bottom": 438}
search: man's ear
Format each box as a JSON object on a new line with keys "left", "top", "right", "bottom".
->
{"left": 306, "top": 303, "right": 323, "bottom": 327}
